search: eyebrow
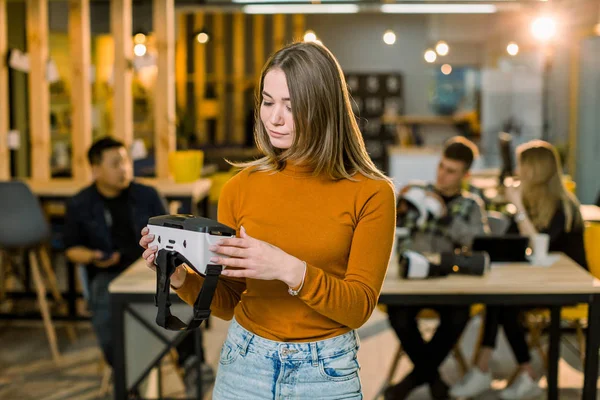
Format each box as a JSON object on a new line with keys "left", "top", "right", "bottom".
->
{"left": 262, "top": 91, "right": 290, "bottom": 102}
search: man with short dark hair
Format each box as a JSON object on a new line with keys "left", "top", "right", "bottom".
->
{"left": 384, "top": 136, "right": 489, "bottom": 400}
{"left": 64, "top": 137, "right": 167, "bottom": 366}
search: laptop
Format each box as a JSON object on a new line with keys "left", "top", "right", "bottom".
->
{"left": 472, "top": 235, "right": 529, "bottom": 262}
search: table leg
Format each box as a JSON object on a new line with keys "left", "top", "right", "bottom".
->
{"left": 547, "top": 306, "right": 561, "bottom": 400}
{"left": 112, "top": 294, "right": 127, "bottom": 400}
{"left": 583, "top": 296, "right": 600, "bottom": 399}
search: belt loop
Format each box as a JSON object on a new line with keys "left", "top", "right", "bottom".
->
{"left": 240, "top": 330, "right": 252, "bottom": 356}
{"left": 310, "top": 342, "right": 318, "bottom": 367}
{"left": 353, "top": 330, "right": 361, "bottom": 350}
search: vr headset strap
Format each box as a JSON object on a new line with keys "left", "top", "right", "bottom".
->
{"left": 155, "top": 249, "right": 222, "bottom": 331}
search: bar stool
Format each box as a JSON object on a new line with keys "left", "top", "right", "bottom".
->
{"left": 0, "top": 181, "right": 76, "bottom": 363}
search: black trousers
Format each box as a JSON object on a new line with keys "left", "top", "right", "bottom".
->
{"left": 481, "top": 306, "right": 531, "bottom": 365}
{"left": 387, "top": 305, "right": 470, "bottom": 383}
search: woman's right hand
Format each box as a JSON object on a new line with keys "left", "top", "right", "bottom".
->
{"left": 139, "top": 227, "right": 187, "bottom": 289}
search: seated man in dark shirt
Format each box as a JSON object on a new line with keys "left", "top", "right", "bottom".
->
{"left": 64, "top": 137, "right": 167, "bottom": 366}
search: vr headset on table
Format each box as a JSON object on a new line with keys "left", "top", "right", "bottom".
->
{"left": 399, "top": 249, "right": 490, "bottom": 279}
{"left": 147, "top": 215, "right": 236, "bottom": 330}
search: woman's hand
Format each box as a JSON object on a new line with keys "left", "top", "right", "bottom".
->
{"left": 209, "top": 226, "right": 306, "bottom": 288}
{"left": 139, "top": 227, "right": 187, "bottom": 289}
{"left": 504, "top": 184, "right": 523, "bottom": 209}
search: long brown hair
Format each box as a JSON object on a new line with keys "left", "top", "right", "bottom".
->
{"left": 517, "top": 140, "right": 582, "bottom": 232}
{"left": 230, "top": 41, "right": 389, "bottom": 182}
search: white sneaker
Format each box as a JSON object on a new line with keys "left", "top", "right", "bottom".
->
{"left": 499, "top": 372, "right": 543, "bottom": 399}
{"left": 449, "top": 367, "right": 492, "bottom": 398}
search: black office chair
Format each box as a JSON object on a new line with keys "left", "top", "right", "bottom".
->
{"left": 0, "top": 181, "right": 75, "bottom": 363}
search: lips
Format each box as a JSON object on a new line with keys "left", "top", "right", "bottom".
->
{"left": 269, "top": 130, "right": 288, "bottom": 137}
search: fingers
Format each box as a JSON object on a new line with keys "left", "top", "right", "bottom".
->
{"left": 209, "top": 244, "right": 248, "bottom": 258}
{"left": 209, "top": 256, "right": 246, "bottom": 268}
{"left": 139, "top": 233, "right": 155, "bottom": 249}
{"left": 216, "top": 237, "right": 251, "bottom": 248}
{"left": 220, "top": 268, "right": 253, "bottom": 278}
{"left": 141, "top": 227, "right": 149, "bottom": 235}
{"left": 142, "top": 245, "right": 158, "bottom": 261}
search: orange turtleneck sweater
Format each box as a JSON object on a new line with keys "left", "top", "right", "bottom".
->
{"left": 175, "top": 163, "right": 396, "bottom": 341}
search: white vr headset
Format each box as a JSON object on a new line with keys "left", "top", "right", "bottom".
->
{"left": 400, "top": 186, "right": 445, "bottom": 227}
{"left": 147, "top": 215, "right": 236, "bottom": 330}
{"left": 400, "top": 250, "right": 490, "bottom": 279}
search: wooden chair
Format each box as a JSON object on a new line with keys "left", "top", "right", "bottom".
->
{"left": 0, "top": 182, "right": 76, "bottom": 363}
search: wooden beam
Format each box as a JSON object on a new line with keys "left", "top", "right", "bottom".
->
{"left": 253, "top": 14, "right": 265, "bottom": 78}
{"left": 194, "top": 13, "right": 207, "bottom": 144}
{"left": 292, "top": 14, "right": 305, "bottom": 42}
{"left": 175, "top": 12, "right": 187, "bottom": 112}
{"left": 153, "top": 0, "right": 176, "bottom": 178}
{"left": 233, "top": 13, "right": 245, "bottom": 145}
{"left": 273, "top": 14, "right": 285, "bottom": 52}
{"left": 111, "top": 0, "right": 133, "bottom": 149}
{"left": 0, "top": 0, "right": 9, "bottom": 180}
{"left": 213, "top": 13, "right": 225, "bottom": 144}
{"left": 69, "top": 0, "right": 92, "bottom": 182}
{"left": 26, "top": 0, "right": 50, "bottom": 181}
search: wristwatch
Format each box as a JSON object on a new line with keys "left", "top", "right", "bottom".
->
{"left": 514, "top": 210, "right": 527, "bottom": 223}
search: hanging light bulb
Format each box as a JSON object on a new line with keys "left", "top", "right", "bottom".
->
{"left": 383, "top": 30, "right": 396, "bottom": 45}
{"left": 424, "top": 49, "right": 437, "bottom": 63}
{"left": 133, "top": 43, "right": 147, "bottom": 57}
{"left": 506, "top": 42, "right": 519, "bottom": 56}
{"left": 435, "top": 40, "right": 449, "bottom": 56}
{"left": 441, "top": 64, "right": 452, "bottom": 75}
{"left": 531, "top": 16, "right": 557, "bottom": 41}
{"left": 304, "top": 30, "right": 317, "bottom": 42}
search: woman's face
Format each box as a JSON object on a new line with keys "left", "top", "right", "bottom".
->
{"left": 260, "top": 68, "right": 295, "bottom": 149}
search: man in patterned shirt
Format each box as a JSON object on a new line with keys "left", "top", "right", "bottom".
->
{"left": 385, "top": 137, "right": 490, "bottom": 400}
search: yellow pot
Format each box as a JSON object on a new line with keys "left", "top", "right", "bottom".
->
{"left": 168, "top": 150, "right": 204, "bottom": 183}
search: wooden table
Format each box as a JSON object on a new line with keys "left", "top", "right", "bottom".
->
{"left": 581, "top": 204, "right": 600, "bottom": 223}
{"left": 21, "top": 177, "right": 212, "bottom": 216}
{"left": 380, "top": 254, "right": 600, "bottom": 400}
{"left": 109, "top": 258, "right": 205, "bottom": 400}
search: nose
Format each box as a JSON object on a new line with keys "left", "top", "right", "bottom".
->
{"left": 269, "top": 104, "right": 284, "bottom": 126}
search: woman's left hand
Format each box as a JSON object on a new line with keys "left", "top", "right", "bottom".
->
{"left": 209, "top": 226, "right": 305, "bottom": 287}
{"left": 504, "top": 184, "right": 523, "bottom": 208}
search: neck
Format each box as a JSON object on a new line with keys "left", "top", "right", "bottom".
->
{"left": 95, "top": 181, "right": 122, "bottom": 198}
{"left": 435, "top": 185, "right": 461, "bottom": 197}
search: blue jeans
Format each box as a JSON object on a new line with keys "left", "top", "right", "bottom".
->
{"left": 88, "top": 270, "right": 121, "bottom": 366}
{"left": 213, "top": 318, "right": 363, "bottom": 400}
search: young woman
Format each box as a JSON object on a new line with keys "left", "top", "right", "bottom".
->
{"left": 451, "top": 140, "right": 587, "bottom": 400}
{"left": 140, "top": 42, "right": 396, "bottom": 399}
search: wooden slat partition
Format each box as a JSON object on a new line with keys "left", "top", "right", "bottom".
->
{"left": 253, "top": 14, "right": 265, "bottom": 78}
{"left": 213, "top": 13, "right": 226, "bottom": 144}
{"left": 293, "top": 14, "right": 305, "bottom": 42}
{"left": 175, "top": 12, "right": 187, "bottom": 112}
{"left": 111, "top": 0, "right": 133, "bottom": 149}
{"left": 0, "top": 0, "right": 9, "bottom": 179}
{"left": 153, "top": 0, "right": 176, "bottom": 179}
{"left": 26, "top": 0, "right": 50, "bottom": 180}
{"left": 194, "top": 12, "right": 207, "bottom": 144}
{"left": 273, "top": 14, "right": 285, "bottom": 51}
{"left": 233, "top": 13, "right": 245, "bottom": 145}
{"left": 69, "top": 0, "right": 92, "bottom": 181}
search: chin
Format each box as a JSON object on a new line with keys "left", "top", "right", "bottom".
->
{"left": 269, "top": 137, "right": 292, "bottom": 149}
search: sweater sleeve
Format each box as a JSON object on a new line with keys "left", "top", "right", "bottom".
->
{"left": 297, "top": 180, "right": 396, "bottom": 329}
{"left": 175, "top": 172, "right": 247, "bottom": 320}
